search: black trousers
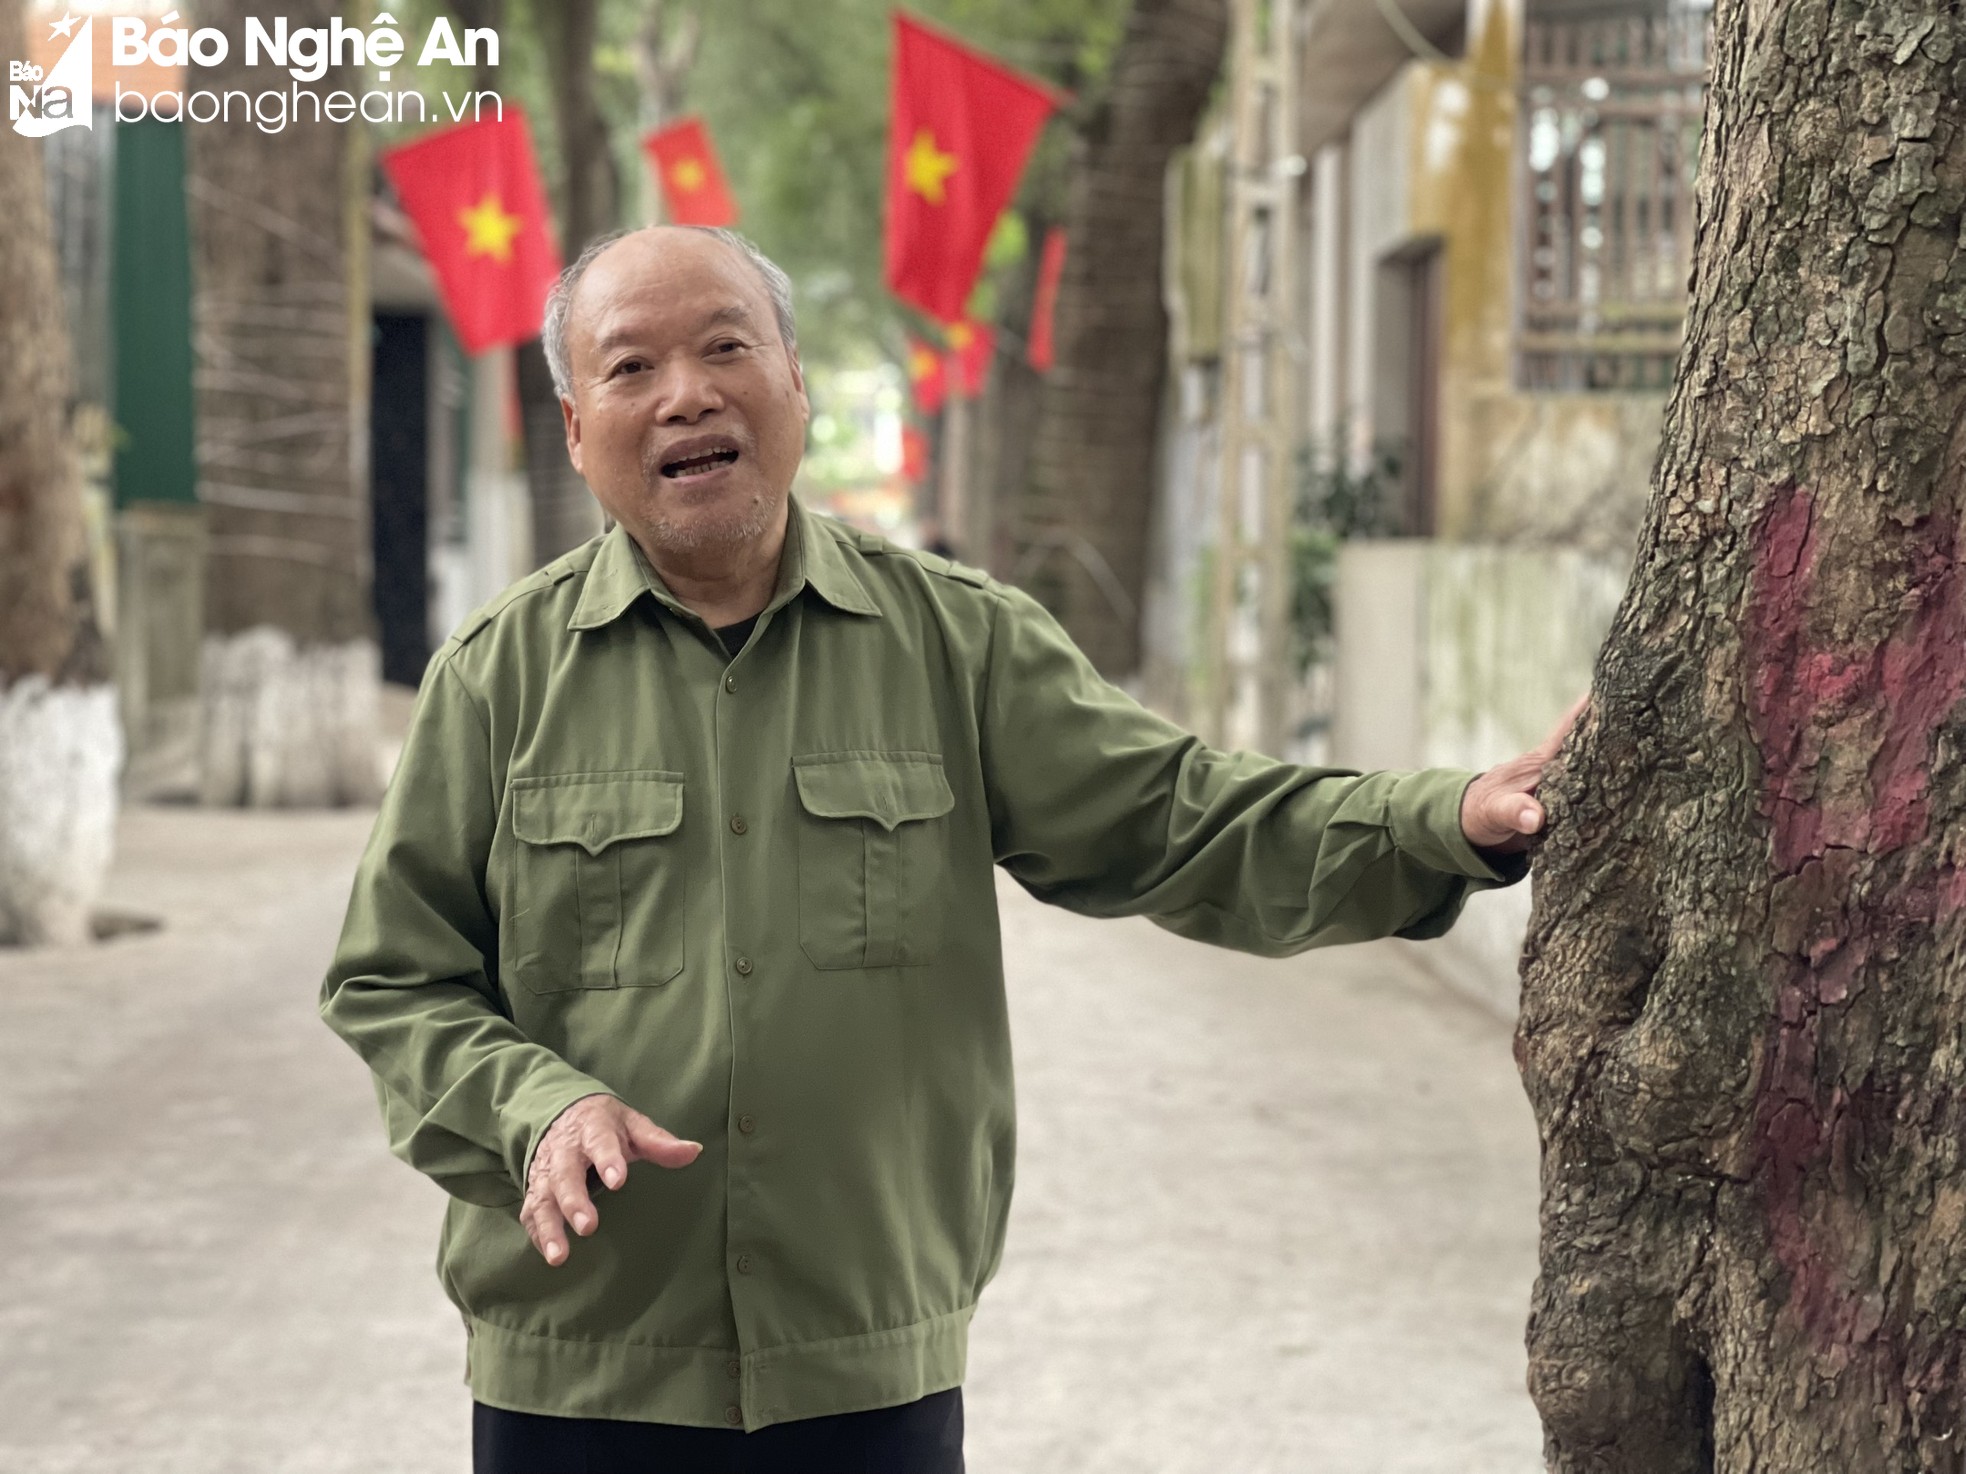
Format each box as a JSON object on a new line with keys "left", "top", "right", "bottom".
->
{"left": 473, "top": 1390, "right": 965, "bottom": 1474}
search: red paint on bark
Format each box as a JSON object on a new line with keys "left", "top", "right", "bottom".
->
{"left": 1744, "top": 488, "right": 1966, "bottom": 873}
{"left": 1740, "top": 486, "right": 1966, "bottom": 1355}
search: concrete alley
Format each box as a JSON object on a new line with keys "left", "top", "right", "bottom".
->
{"left": 0, "top": 806, "right": 1543, "bottom": 1473}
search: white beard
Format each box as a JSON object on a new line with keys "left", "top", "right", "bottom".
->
{"left": 644, "top": 486, "right": 780, "bottom": 557}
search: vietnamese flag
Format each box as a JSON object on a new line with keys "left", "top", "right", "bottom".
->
{"left": 1027, "top": 226, "right": 1067, "bottom": 372}
{"left": 884, "top": 13, "right": 1062, "bottom": 323}
{"left": 381, "top": 110, "right": 561, "bottom": 355}
{"left": 907, "top": 337, "right": 948, "bottom": 415}
{"left": 945, "top": 319, "right": 994, "bottom": 398}
{"left": 643, "top": 115, "right": 739, "bottom": 227}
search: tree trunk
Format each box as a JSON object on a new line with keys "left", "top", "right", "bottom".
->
{"left": 1018, "top": 0, "right": 1226, "bottom": 677}
{"left": 186, "top": 0, "right": 378, "bottom": 806}
{"left": 635, "top": 0, "right": 700, "bottom": 137}
{"left": 1521, "top": 2, "right": 1966, "bottom": 1467}
{"left": 521, "top": 0, "right": 621, "bottom": 565}
{"left": 971, "top": 213, "right": 1053, "bottom": 576}
{"left": 0, "top": 0, "right": 119, "bottom": 944}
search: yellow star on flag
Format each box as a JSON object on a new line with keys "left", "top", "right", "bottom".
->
{"left": 904, "top": 128, "right": 959, "bottom": 206}
{"left": 908, "top": 346, "right": 939, "bottom": 381}
{"left": 944, "top": 321, "right": 973, "bottom": 351}
{"left": 458, "top": 192, "right": 524, "bottom": 265}
{"left": 669, "top": 157, "right": 707, "bottom": 194}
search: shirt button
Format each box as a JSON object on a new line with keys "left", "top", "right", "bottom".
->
{"left": 736, "top": 1253, "right": 753, "bottom": 1274}
{"left": 730, "top": 814, "right": 748, "bottom": 835}
{"left": 734, "top": 956, "right": 753, "bottom": 976}
{"left": 724, "top": 674, "right": 737, "bottom": 693}
{"left": 726, "top": 1358, "right": 742, "bottom": 1381}
{"left": 737, "top": 1114, "right": 756, "bottom": 1135}
{"left": 724, "top": 1406, "right": 743, "bottom": 1427}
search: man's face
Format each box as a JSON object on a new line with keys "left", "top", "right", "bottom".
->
{"left": 561, "top": 229, "right": 809, "bottom": 558}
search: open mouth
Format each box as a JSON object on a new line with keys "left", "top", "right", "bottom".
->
{"left": 661, "top": 448, "right": 741, "bottom": 479}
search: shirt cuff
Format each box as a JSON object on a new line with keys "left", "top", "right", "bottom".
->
{"left": 509, "top": 1070, "right": 621, "bottom": 1196}
{"left": 1387, "top": 768, "right": 1529, "bottom": 886}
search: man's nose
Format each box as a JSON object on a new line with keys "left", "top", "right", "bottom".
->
{"left": 653, "top": 360, "right": 723, "bottom": 423}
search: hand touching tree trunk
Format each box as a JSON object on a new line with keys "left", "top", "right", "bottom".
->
{"left": 1520, "top": 4, "right": 1966, "bottom": 1467}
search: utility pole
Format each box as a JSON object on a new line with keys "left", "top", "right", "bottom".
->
{"left": 1205, "top": 0, "right": 1301, "bottom": 754}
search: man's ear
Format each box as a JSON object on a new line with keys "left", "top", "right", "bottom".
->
{"left": 789, "top": 351, "right": 810, "bottom": 423}
{"left": 561, "top": 394, "right": 583, "bottom": 475}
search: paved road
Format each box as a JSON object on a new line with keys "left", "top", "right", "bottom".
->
{"left": 0, "top": 806, "right": 1543, "bottom": 1472}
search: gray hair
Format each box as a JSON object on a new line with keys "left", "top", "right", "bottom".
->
{"left": 540, "top": 226, "right": 798, "bottom": 401}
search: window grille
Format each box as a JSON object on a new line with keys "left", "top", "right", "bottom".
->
{"left": 1518, "top": 0, "right": 1711, "bottom": 391}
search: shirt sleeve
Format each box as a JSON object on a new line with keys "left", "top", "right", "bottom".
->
{"left": 978, "top": 583, "right": 1529, "bottom": 957}
{"left": 319, "top": 656, "right": 614, "bottom": 1207}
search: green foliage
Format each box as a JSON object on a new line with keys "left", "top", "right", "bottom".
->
{"left": 384, "top": 0, "right": 1127, "bottom": 375}
{"left": 1289, "top": 426, "right": 1407, "bottom": 675}
{"left": 686, "top": 0, "right": 1127, "bottom": 367}
{"left": 379, "top": 2, "right": 556, "bottom": 159}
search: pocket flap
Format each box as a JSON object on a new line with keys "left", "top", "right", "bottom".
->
{"left": 793, "top": 754, "right": 954, "bottom": 832}
{"left": 511, "top": 772, "right": 685, "bottom": 856}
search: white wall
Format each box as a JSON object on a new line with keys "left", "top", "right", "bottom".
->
{"left": 1333, "top": 538, "right": 1629, "bottom": 1018}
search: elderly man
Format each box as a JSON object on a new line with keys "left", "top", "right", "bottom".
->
{"left": 322, "top": 225, "right": 1582, "bottom": 1473}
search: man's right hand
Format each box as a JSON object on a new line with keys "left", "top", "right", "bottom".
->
{"left": 522, "top": 1094, "right": 702, "bottom": 1266}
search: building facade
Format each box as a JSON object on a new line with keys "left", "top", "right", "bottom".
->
{"left": 1148, "top": 0, "right": 1710, "bottom": 1006}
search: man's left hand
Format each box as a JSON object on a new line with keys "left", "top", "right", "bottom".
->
{"left": 1460, "top": 692, "right": 1590, "bottom": 858}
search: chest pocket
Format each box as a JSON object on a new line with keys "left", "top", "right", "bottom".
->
{"left": 508, "top": 772, "right": 686, "bottom": 993}
{"left": 793, "top": 752, "right": 955, "bottom": 970}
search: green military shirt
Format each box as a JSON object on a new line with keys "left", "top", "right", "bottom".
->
{"left": 320, "top": 495, "right": 1527, "bottom": 1432}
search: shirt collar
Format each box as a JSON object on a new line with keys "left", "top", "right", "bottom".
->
{"left": 792, "top": 496, "right": 883, "bottom": 619}
{"left": 568, "top": 495, "right": 881, "bottom": 632}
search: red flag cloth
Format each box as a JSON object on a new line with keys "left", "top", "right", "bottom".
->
{"left": 1027, "top": 226, "right": 1067, "bottom": 372}
{"left": 900, "top": 425, "right": 930, "bottom": 484}
{"left": 945, "top": 319, "right": 994, "bottom": 398}
{"left": 381, "top": 110, "right": 562, "bottom": 356}
{"left": 642, "top": 115, "right": 739, "bottom": 227}
{"left": 906, "top": 337, "right": 949, "bottom": 415}
{"left": 883, "top": 12, "right": 1061, "bottom": 323}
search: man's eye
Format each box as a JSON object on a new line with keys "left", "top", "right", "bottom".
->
{"left": 612, "top": 360, "right": 645, "bottom": 376}
{"left": 711, "top": 340, "right": 743, "bottom": 354}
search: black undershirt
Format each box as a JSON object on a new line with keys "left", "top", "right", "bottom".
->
{"left": 715, "top": 614, "right": 760, "bottom": 658}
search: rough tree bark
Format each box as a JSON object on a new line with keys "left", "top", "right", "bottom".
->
{"left": 0, "top": 0, "right": 118, "bottom": 943}
{"left": 186, "top": 0, "right": 378, "bottom": 806}
{"left": 1018, "top": 0, "right": 1226, "bottom": 677}
{"left": 517, "top": 0, "right": 621, "bottom": 564}
{"left": 1521, "top": 2, "right": 1966, "bottom": 1468}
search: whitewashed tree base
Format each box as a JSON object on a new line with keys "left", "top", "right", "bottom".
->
{"left": 200, "top": 629, "right": 382, "bottom": 808}
{"left": 0, "top": 676, "right": 121, "bottom": 946}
